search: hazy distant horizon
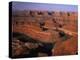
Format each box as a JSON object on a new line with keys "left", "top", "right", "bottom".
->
{"left": 11, "top": 1, "right": 78, "bottom": 12}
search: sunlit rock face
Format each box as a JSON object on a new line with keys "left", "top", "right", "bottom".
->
{"left": 11, "top": 10, "right": 78, "bottom": 57}
{"left": 52, "top": 35, "right": 78, "bottom": 55}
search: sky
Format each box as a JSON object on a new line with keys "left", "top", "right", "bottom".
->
{"left": 11, "top": 1, "right": 78, "bottom": 12}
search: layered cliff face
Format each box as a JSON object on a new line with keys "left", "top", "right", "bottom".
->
{"left": 11, "top": 10, "right": 78, "bottom": 57}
